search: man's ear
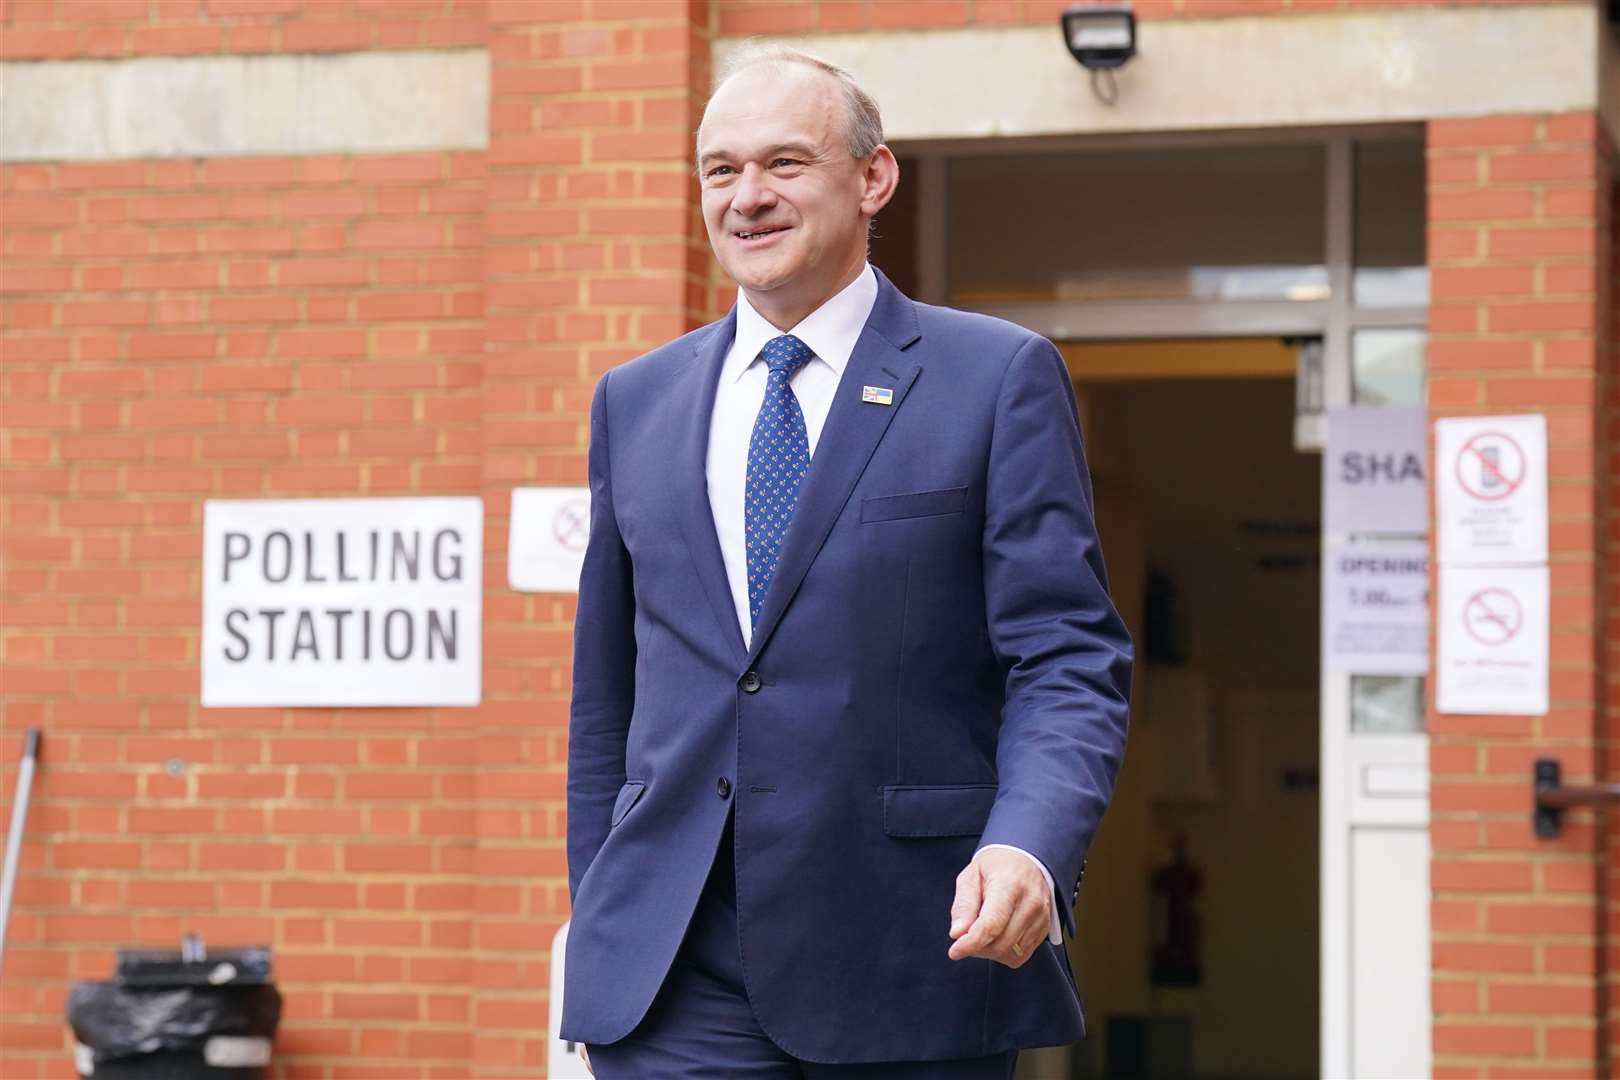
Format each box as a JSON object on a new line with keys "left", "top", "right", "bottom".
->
{"left": 860, "top": 145, "right": 900, "bottom": 219}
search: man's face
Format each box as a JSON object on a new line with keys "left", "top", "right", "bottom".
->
{"left": 697, "top": 64, "right": 881, "bottom": 315}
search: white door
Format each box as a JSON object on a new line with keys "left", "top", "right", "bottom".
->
{"left": 1321, "top": 671, "right": 1431, "bottom": 1079}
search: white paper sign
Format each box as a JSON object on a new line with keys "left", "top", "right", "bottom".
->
{"left": 1323, "top": 541, "right": 1429, "bottom": 675}
{"left": 202, "top": 497, "right": 482, "bottom": 707}
{"left": 508, "top": 486, "right": 591, "bottom": 593}
{"left": 1436, "top": 564, "right": 1549, "bottom": 715}
{"left": 1324, "top": 407, "right": 1428, "bottom": 534}
{"left": 1436, "top": 414, "right": 1548, "bottom": 565}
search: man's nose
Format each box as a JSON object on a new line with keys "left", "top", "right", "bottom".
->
{"left": 730, "top": 163, "right": 777, "bottom": 216}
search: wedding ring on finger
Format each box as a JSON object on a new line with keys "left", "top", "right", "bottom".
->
{"left": 1011, "top": 941, "right": 1024, "bottom": 958}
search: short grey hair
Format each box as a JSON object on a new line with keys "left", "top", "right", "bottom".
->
{"left": 708, "top": 42, "right": 885, "bottom": 159}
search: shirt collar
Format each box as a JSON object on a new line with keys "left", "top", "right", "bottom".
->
{"left": 725, "top": 263, "right": 878, "bottom": 383}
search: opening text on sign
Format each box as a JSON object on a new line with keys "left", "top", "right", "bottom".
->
{"left": 218, "top": 527, "right": 467, "bottom": 663}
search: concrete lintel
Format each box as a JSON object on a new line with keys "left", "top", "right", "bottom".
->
{"left": 717, "top": 5, "right": 1602, "bottom": 144}
{"left": 0, "top": 48, "right": 490, "bottom": 162}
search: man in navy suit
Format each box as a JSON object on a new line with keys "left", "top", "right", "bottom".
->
{"left": 562, "top": 43, "right": 1133, "bottom": 1078}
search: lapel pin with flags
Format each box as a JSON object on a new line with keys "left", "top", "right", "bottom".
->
{"left": 861, "top": 385, "right": 894, "bottom": 406}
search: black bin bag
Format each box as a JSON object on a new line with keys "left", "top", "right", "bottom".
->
{"left": 66, "top": 935, "right": 281, "bottom": 1079}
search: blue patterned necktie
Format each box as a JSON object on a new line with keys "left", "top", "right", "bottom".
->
{"left": 745, "top": 334, "right": 815, "bottom": 628}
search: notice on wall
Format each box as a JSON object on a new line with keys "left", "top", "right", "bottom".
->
{"left": 1436, "top": 564, "right": 1549, "bottom": 716}
{"left": 1323, "top": 541, "right": 1429, "bottom": 676}
{"left": 1435, "top": 414, "right": 1547, "bottom": 566}
{"left": 508, "top": 486, "right": 591, "bottom": 593}
{"left": 202, "top": 497, "right": 483, "bottom": 708}
{"left": 1323, "top": 406, "right": 1428, "bottom": 535}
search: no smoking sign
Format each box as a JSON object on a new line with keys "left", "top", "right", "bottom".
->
{"left": 1461, "top": 587, "right": 1522, "bottom": 646}
{"left": 1437, "top": 565, "right": 1548, "bottom": 716}
{"left": 509, "top": 486, "right": 592, "bottom": 593}
{"left": 551, "top": 498, "right": 590, "bottom": 553}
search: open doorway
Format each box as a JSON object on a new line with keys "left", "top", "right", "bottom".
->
{"left": 1060, "top": 342, "right": 1321, "bottom": 1080}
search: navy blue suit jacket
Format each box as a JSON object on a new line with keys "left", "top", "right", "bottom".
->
{"left": 561, "top": 268, "right": 1133, "bottom": 1062}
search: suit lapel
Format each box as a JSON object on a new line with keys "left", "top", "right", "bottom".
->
{"left": 668, "top": 309, "right": 749, "bottom": 666}
{"left": 745, "top": 269, "right": 923, "bottom": 667}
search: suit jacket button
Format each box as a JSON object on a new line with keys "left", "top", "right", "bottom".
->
{"left": 716, "top": 777, "right": 732, "bottom": 799}
{"left": 740, "top": 671, "right": 762, "bottom": 693}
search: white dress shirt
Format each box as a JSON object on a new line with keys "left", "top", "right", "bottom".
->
{"left": 704, "top": 263, "right": 1063, "bottom": 947}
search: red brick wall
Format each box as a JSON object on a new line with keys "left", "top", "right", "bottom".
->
{"left": 1605, "top": 136, "right": 1620, "bottom": 1075}
{"left": 713, "top": 0, "right": 1569, "bottom": 35}
{"left": 0, "top": 0, "right": 488, "bottom": 59}
{"left": 1427, "top": 111, "right": 1609, "bottom": 1079}
{"left": 0, "top": 146, "right": 490, "bottom": 1076}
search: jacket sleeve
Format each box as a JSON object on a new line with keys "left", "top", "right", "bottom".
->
{"left": 975, "top": 333, "right": 1134, "bottom": 936}
{"left": 566, "top": 369, "right": 638, "bottom": 903}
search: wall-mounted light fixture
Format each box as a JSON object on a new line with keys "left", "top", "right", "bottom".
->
{"left": 1060, "top": 6, "right": 1137, "bottom": 105}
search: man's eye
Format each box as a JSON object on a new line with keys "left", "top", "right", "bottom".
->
{"left": 705, "top": 165, "right": 735, "bottom": 178}
{"left": 771, "top": 158, "right": 801, "bottom": 169}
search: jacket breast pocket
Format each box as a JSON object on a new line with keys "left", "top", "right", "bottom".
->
{"left": 881, "top": 783, "right": 998, "bottom": 838}
{"left": 610, "top": 780, "right": 646, "bottom": 827}
{"left": 861, "top": 485, "right": 968, "bottom": 524}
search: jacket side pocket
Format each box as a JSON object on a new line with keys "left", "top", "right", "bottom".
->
{"left": 610, "top": 780, "right": 646, "bottom": 827}
{"left": 881, "top": 783, "right": 998, "bottom": 838}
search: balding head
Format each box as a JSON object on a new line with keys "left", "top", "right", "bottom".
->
{"left": 700, "top": 43, "right": 885, "bottom": 163}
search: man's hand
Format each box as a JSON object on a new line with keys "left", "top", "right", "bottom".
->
{"left": 579, "top": 1044, "right": 592, "bottom": 1075}
{"left": 947, "top": 847, "right": 1051, "bottom": 969}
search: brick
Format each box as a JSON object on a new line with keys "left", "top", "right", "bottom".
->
{"left": 1488, "top": 151, "right": 1597, "bottom": 184}
{"left": 1485, "top": 901, "right": 1596, "bottom": 935}
{"left": 348, "top": 153, "right": 443, "bottom": 185}
{"left": 280, "top": 20, "right": 374, "bottom": 52}
{"left": 0, "top": 28, "right": 81, "bottom": 60}
{"left": 868, "top": 0, "right": 969, "bottom": 28}
{"left": 1431, "top": 858, "right": 1534, "bottom": 892}
{"left": 210, "top": 295, "right": 299, "bottom": 324}
{"left": 717, "top": 1, "right": 815, "bottom": 34}
{"left": 1488, "top": 226, "right": 1596, "bottom": 258}
{"left": 488, "top": 134, "right": 583, "bottom": 166}
{"left": 1488, "top": 301, "right": 1594, "bottom": 334}
{"left": 130, "top": 25, "right": 224, "bottom": 55}
{"left": 1430, "top": 265, "right": 1534, "bottom": 299}
{"left": 344, "top": 844, "right": 434, "bottom": 873}
{"left": 1489, "top": 980, "right": 1596, "bottom": 1017}
{"left": 282, "top": 190, "right": 370, "bottom": 218}
{"left": 1484, "top": 376, "right": 1595, "bottom": 408}
{"left": 1429, "top": 116, "right": 1540, "bottom": 150}
{"left": 591, "top": 58, "right": 688, "bottom": 92}
{"left": 279, "top": 257, "right": 370, "bottom": 287}
{"left": 1429, "top": 188, "right": 1537, "bottom": 221}
{"left": 1426, "top": 339, "right": 1532, "bottom": 372}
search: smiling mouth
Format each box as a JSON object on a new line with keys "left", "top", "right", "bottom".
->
{"left": 735, "top": 226, "right": 789, "bottom": 240}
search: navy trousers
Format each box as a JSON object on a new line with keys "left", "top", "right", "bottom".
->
{"left": 586, "top": 810, "right": 1018, "bottom": 1079}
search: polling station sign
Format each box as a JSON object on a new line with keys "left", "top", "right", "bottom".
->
{"left": 1435, "top": 414, "right": 1547, "bottom": 566}
{"left": 1323, "top": 407, "right": 1427, "bottom": 535}
{"left": 202, "top": 497, "right": 483, "bottom": 707}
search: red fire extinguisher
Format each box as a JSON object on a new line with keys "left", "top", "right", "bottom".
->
{"left": 1150, "top": 833, "right": 1202, "bottom": 987}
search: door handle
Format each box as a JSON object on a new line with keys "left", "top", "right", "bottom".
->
{"left": 1534, "top": 758, "right": 1620, "bottom": 838}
